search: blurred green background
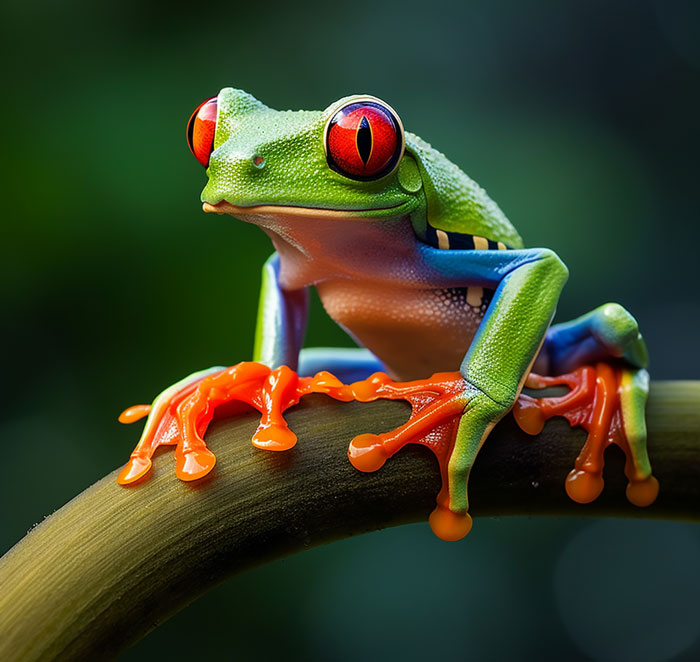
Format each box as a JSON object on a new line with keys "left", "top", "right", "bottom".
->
{"left": 2, "top": 0, "right": 700, "bottom": 660}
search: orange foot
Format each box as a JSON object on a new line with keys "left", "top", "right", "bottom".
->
{"left": 344, "top": 371, "right": 472, "bottom": 540}
{"left": 118, "top": 364, "right": 471, "bottom": 539}
{"left": 117, "top": 362, "right": 355, "bottom": 485}
{"left": 512, "top": 363, "right": 658, "bottom": 507}
{"left": 118, "top": 361, "right": 657, "bottom": 541}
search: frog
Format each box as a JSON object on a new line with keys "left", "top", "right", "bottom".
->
{"left": 117, "top": 88, "right": 657, "bottom": 541}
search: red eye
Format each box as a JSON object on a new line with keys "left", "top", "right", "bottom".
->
{"left": 325, "top": 100, "right": 403, "bottom": 180}
{"left": 186, "top": 96, "right": 218, "bottom": 167}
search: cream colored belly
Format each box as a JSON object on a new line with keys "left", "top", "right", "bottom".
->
{"left": 316, "top": 280, "right": 490, "bottom": 381}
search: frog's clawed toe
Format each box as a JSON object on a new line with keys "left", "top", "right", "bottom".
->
{"left": 513, "top": 363, "right": 658, "bottom": 507}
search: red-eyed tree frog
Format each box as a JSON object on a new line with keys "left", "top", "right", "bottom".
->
{"left": 117, "top": 89, "right": 657, "bottom": 541}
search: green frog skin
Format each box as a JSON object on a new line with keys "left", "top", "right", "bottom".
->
{"left": 117, "top": 89, "right": 656, "bottom": 541}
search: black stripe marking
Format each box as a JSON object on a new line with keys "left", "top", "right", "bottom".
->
{"left": 423, "top": 225, "right": 511, "bottom": 250}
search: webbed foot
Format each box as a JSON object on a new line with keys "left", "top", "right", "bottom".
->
{"left": 512, "top": 363, "right": 658, "bottom": 506}
{"left": 118, "top": 361, "right": 657, "bottom": 542}
{"left": 117, "top": 362, "right": 355, "bottom": 485}
{"left": 345, "top": 371, "right": 474, "bottom": 540}
{"left": 117, "top": 365, "right": 476, "bottom": 540}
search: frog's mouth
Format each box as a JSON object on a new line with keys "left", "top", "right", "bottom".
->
{"left": 202, "top": 200, "right": 408, "bottom": 219}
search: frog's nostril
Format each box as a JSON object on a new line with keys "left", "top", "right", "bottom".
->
{"left": 252, "top": 156, "right": 265, "bottom": 168}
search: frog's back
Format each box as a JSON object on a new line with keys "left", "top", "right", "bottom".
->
{"left": 406, "top": 133, "right": 524, "bottom": 249}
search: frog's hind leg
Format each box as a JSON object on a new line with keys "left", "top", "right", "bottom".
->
{"left": 538, "top": 302, "right": 650, "bottom": 470}
{"left": 618, "top": 368, "right": 658, "bottom": 506}
{"left": 521, "top": 303, "right": 657, "bottom": 507}
{"left": 538, "top": 302, "right": 648, "bottom": 375}
{"left": 299, "top": 347, "right": 385, "bottom": 382}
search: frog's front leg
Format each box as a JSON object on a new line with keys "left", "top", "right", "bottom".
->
{"left": 420, "top": 247, "right": 570, "bottom": 539}
{"left": 118, "top": 252, "right": 310, "bottom": 483}
{"left": 253, "top": 252, "right": 309, "bottom": 369}
{"left": 339, "top": 247, "right": 568, "bottom": 539}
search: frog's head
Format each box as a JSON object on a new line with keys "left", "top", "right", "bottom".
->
{"left": 188, "top": 87, "right": 423, "bottom": 223}
{"left": 187, "top": 88, "right": 522, "bottom": 247}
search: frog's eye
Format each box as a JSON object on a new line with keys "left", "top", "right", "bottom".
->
{"left": 325, "top": 99, "right": 404, "bottom": 181}
{"left": 187, "top": 96, "right": 218, "bottom": 167}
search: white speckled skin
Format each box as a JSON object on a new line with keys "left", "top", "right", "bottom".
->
{"left": 317, "top": 279, "right": 484, "bottom": 380}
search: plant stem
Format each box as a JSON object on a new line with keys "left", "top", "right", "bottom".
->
{"left": 0, "top": 381, "right": 698, "bottom": 660}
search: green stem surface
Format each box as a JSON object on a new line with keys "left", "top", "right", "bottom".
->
{"left": 0, "top": 381, "right": 698, "bottom": 660}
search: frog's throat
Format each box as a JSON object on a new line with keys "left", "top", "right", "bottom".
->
{"left": 202, "top": 201, "right": 406, "bottom": 218}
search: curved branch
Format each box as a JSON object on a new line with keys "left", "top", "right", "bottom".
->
{"left": 0, "top": 381, "right": 698, "bottom": 660}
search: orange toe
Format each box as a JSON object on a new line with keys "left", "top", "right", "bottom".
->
{"left": 626, "top": 475, "right": 659, "bottom": 507}
{"left": 429, "top": 506, "right": 473, "bottom": 541}
{"left": 118, "top": 404, "right": 152, "bottom": 424}
{"left": 565, "top": 469, "right": 604, "bottom": 504}
{"left": 176, "top": 448, "right": 217, "bottom": 481}
{"left": 511, "top": 397, "right": 546, "bottom": 435}
{"left": 117, "top": 455, "right": 152, "bottom": 485}
{"left": 348, "top": 433, "right": 388, "bottom": 472}
{"left": 252, "top": 424, "right": 298, "bottom": 451}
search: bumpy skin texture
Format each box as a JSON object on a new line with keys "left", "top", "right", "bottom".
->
{"left": 202, "top": 89, "right": 523, "bottom": 244}
{"left": 122, "top": 88, "right": 651, "bottom": 536}
{"left": 407, "top": 133, "right": 523, "bottom": 246}
{"left": 202, "top": 91, "right": 416, "bottom": 220}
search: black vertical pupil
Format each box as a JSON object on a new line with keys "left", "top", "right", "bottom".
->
{"left": 356, "top": 115, "right": 372, "bottom": 165}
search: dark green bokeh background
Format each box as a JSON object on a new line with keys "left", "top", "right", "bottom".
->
{"left": 2, "top": 1, "right": 700, "bottom": 660}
